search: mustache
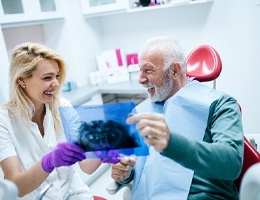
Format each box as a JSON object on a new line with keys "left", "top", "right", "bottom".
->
{"left": 142, "top": 82, "right": 154, "bottom": 89}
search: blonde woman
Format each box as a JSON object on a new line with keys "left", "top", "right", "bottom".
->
{"left": 0, "top": 42, "right": 106, "bottom": 199}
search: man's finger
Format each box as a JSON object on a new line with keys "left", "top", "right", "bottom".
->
{"left": 126, "top": 112, "right": 164, "bottom": 124}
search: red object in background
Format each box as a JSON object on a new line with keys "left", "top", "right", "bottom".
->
{"left": 127, "top": 53, "right": 138, "bottom": 66}
{"left": 94, "top": 195, "right": 107, "bottom": 200}
{"left": 186, "top": 45, "right": 222, "bottom": 82}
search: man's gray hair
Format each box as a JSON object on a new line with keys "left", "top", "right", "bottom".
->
{"left": 143, "top": 36, "right": 186, "bottom": 73}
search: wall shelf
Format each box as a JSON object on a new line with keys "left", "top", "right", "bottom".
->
{"left": 83, "top": 0, "right": 213, "bottom": 18}
{"left": 0, "top": 17, "right": 64, "bottom": 29}
{"left": 128, "top": 0, "right": 212, "bottom": 13}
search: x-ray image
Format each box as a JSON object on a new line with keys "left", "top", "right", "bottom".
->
{"left": 75, "top": 119, "right": 140, "bottom": 151}
{"left": 59, "top": 101, "right": 149, "bottom": 158}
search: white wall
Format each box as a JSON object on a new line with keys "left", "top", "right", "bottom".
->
{"left": 42, "top": 0, "right": 104, "bottom": 87}
{"left": 0, "top": 25, "right": 11, "bottom": 99}
{"left": 2, "top": 25, "right": 46, "bottom": 58}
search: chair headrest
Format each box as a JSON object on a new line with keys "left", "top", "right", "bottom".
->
{"left": 186, "top": 45, "right": 222, "bottom": 82}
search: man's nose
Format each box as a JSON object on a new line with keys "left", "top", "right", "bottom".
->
{"left": 138, "top": 72, "right": 147, "bottom": 84}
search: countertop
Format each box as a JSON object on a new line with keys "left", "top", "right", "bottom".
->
{"left": 62, "top": 80, "right": 147, "bottom": 105}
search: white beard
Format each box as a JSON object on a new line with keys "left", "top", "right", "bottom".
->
{"left": 149, "top": 72, "right": 173, "bottom": 102}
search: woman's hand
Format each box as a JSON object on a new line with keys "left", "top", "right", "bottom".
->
{"left": 41, "top": 142, "right": 86, "bottom": 173}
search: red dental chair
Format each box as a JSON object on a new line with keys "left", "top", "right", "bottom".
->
{"left": 186, "top": 45, "right": 260, "bottom": 191}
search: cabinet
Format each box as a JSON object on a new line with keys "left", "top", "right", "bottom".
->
{"left": 80, "top": 0, "right": 128, "bottom": 17}
{"left": 0, "top": 0, "right": 64, "bottom": 28}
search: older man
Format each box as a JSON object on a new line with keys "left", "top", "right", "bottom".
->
{"left": 111, "top": 36, "right": 244, "bottom": 200}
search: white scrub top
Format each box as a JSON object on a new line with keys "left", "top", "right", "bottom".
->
{"left": 0, "top": 97, "right": 94, "bottom": 200}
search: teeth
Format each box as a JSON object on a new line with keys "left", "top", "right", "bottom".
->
{"left": 44, "top": 91, "right": 54, "bottom": 95}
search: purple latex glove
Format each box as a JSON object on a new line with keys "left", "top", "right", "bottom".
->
{"left": 95, "top": 150, "right": 120, "bottom": 164}
{"left": 41, "top": 142, "right": 86, "bottom": 173}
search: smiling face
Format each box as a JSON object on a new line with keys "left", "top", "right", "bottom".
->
{"left": 138, "top": 49, "right": 173, "bottom": 102}
{"left": 18, "top": 59, "right": 60, "bottom": 109}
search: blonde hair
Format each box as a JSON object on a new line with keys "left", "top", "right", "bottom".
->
{"left": 4, "top": 42, "right": 67, "bottom": 133}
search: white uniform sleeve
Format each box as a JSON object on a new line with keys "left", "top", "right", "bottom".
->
{"left": 0, "top": 109, "right": 17, "bottom": 162}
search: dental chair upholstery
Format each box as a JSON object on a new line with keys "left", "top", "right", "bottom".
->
{"left": 186, "top": 45, "right": 222, "bottom": 89}
{"left": 93, "top": 195, "right": 106, "bottom": 200}
{"left": 106, "top": 45, "right": 260, "bottom": 198}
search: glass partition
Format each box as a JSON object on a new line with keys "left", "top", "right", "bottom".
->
{"left": 1, "top": 0, "right": 24, "bottom": 14}
{"left": 39, "top": 0, "right": 56, "bottom": 12}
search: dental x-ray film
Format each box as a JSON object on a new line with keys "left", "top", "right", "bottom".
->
{"left": 59, "top": 101, "right": 149, "bottom": 159}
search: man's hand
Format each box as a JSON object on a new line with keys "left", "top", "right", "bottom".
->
{"left": 127, "top": 112, "right": 171, "bottom": 152}
{"left": 111, "top": 156, "right": 136, "bottom": 182}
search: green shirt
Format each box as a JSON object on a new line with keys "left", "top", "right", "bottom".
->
{"left": 163, "top": 93, "right": 244, "bottom": 200}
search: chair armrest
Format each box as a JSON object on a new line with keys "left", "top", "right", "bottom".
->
{"left": 106, "top": 181, "right": 132, "bottom": 200}
{"left": 240, "top": 162, "right": 260, "bottom": 200}
{"left": 106, "top": 181, "right": 131, "bottom": 195}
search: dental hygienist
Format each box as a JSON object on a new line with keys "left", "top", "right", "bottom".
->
{"left": 0, "top": 42, "right": 110, "bottom": 200}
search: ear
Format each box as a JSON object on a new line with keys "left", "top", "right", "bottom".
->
{"left": 17, "top": 78, "right": 25, "bottom": 86}
{"left": 170, "top": 63, "right": 181, "bottom": 76}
